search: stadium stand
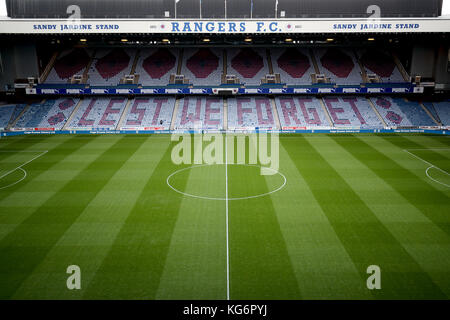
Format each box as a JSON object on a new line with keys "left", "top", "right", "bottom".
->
{"left": 36, "top": 98, "right": 80, "bottom": 130}
{"left": 313, "top": 48, "right": 363, "bottom": 85}
{"left": 271, "top": 48, "right": 314, "bottom": 85}
{"left": 68, "top": 98, "right": 128, "bottom": 129}
{"left": 180, "top": 48, "right": 223, "bottom": 86}
{"left": 370, "top": 97, "right": 435, "bottom": 127}
{"left": 227, "top": 96, "right": 277, "bottom": 129}
{"left": 9, "top": 104, "right": 27, "bottom": 124}
{"left": 227, "top": 48, "right": 270, "bottom": 85}
{"left": 174, "top": 96, "right": 223, "bottom": 130}
{"left": 121, "top": 97, "right": 175, "bottom": 130}
{"left": 15, "top": 100, "right": 56, "bottom": 128}
{"left": 0, "top": 104, "right": 28, "bottom": 129}
{"left": 275, "top": 96, "right": 331, "bottom": 128}
{"left": 17, "top": 98, "right": 78, "bottom": 130}
{"left": 357, "top": 49, "right": 406, "bottom": 83}
{"left": 87, "top": 48, "right": 135, "bottom": 85}
{"left": 136, "top": 48, "right": 179, "bottom": 86}
{"left": 323, "top": 97, "right": 384, "bottom": 128}
{"left": 423, "top": 101, "right": 450, "bottom": 126}
{"left": 45, "top": 48, "right": 93, "bottom": 83}
{"left": 422, "top": 102, "right": 441, "bottom": 124}
{"left": 0, "top": 105, "right": 16, "bottom": 130}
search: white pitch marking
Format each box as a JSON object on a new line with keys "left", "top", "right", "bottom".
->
{"left": 166, "top": 147, "right": 288, "bottom": 301}
{"left": 0, "top": 150, "right": 48, "bottom": 188}
{"left": 425, "top": 167, "right": 450, "bottom": 188}
{"left": 0, "top": 168, "right": 27, "bottom": 190}
{"left": 225, "top": 134, "right": 230, "bottom": 301}
{"left": 403, "top": 149, "right": 450, "bottom": 188}
{"left": 166, "top": 164, "right": 287, "bottom": 201}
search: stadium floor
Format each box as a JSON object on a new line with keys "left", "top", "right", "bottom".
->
{"left": 0, "top": 133, "right": 449, "bottom": 300}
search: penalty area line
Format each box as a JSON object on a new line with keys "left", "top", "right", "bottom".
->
{"left": 0, "top": 150, "right": 48, "bottom": 181}
{"left": 403, "top": 149, "right": 450, "bottom": 187}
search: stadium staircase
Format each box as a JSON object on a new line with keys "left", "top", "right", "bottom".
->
{"left": 62, "top": 98, "right": 84, "bottom": 130}
{"left": 170, "top": 97, "right": 181, "bottom": 130}
{"left": 223, "top": 98, "right": 228, "bottom": 130}
{"left": 309, "top": 48, "right": 321, "bottom": 74}
{"left": 223, "top": 49, "right": 227, "bottom": 76}
{"left": 266, "top": 49, "right": 274, "bottom": 75}
{"left": 367, "top": 97, "right": 388, "bottom": 128}
{"left": 423, "top": 102, "right": 444, "bottom": 125}
{"left": 130, "top": 50, "right": 140, "bottom": 75}
{"left": 39, "top": 51, "right": 59, "bottom": 83}
{"left": 82, "top": 49, "right": 97, "bottom": 84}
{"left": 319, "top": 98, "right": 334, "bottom": 127}
{"left": 270, "top": 97, "right": 281, "bottom": 130}
{"left": 419, "top": 102, "right": 441, "bottom": 126}
{"left": 354, "top": 50, "right": 369, "bottom": 83}
{"left": 7, "top": 103, "right": 32, "bottom": 130}
{"left": 177, "top": 49, "right": 184, "bottom": 75}
{"left": 392, "top": 52, "right": 410, "bottom": 81}
{"left": 116, "top": 99, "right": 134, "bottom": 130}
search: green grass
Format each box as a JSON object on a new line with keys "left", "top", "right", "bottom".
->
{"left": 0, "top": 133, "right": 449, "bottom": 300}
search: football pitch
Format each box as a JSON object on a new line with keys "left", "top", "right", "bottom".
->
{"left": 0, "top": 133, "right": 449, "bottom": 300}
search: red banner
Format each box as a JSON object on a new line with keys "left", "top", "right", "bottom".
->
{"left": 283, "top": 126, "right": 306, "bottom": 130}
{"left": 35, "top": 128, "right": 55, "bottom": 131}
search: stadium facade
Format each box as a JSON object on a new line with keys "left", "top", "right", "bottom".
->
{"left": 5, "top": 0, "right": 444, "bottom": 18}
{"left": 0, "top": 0, "right": 449, "bottom": 135}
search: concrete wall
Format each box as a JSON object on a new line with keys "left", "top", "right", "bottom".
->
{"left": 410, "top": 45, "right": 436, "bottom": 79}
{"left": 434, "top": 44, "right": 450, "bottom": 87}
{"left": 410, "top": 43, "right": 450, "bottom": 89}
{"left": 0, "top": 43, "right": 39, "bottom": 91}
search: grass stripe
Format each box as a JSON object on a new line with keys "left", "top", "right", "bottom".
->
{"left": 12, "top": 136, "right": 170, "bottom": 299}
{"left": 0, "top": 135, "right": 145, "bottom": 299}
{"left": 283, "top": 135, "right": 446, "bottom": 299}
{"left": 0, "top": 136, "right": 58, "bottom": 167}
{"left": 83, "top": 139, "right": 189, "bottom": 299}
{"left": 388, "top": 135, "right": 450, "bottom": 171}
{"left": 0, "top": 135, "right": 98, "bottom": 241}
{"left": 0, "top": 135, "right": 48, "bottom": 150}
{"left": 339, "top": 135, "right": 450, "bottom": 236}
{"left": 267, "top": 141, "right": 371, "bottom": 299}
{"left": 0, "top": 136, "right": 73, "bottom": 186}
{"left": 358, "top": 136, "right": 450, "bottom": 195}
{"left": 403, "top": 134, "right": 450, "bottom": 150}
{"left": 156, "top": 163, "right": 226, "bottom": 299}
{"left": 425, "top": 134, "right": 450, "bottom": 147}
{"left": 313, "top": 135, "right": 450, "bottom": 298}
{"left": 228, "top": 136, "right": 300, "bottom": 299}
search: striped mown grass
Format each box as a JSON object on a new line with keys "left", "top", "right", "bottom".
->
{"left": 0, "top": 133, "right": 448, "bottom": 299}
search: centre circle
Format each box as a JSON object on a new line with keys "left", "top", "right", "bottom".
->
{"left": 167, "top": 164, "right": 286, "bottom": 201}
